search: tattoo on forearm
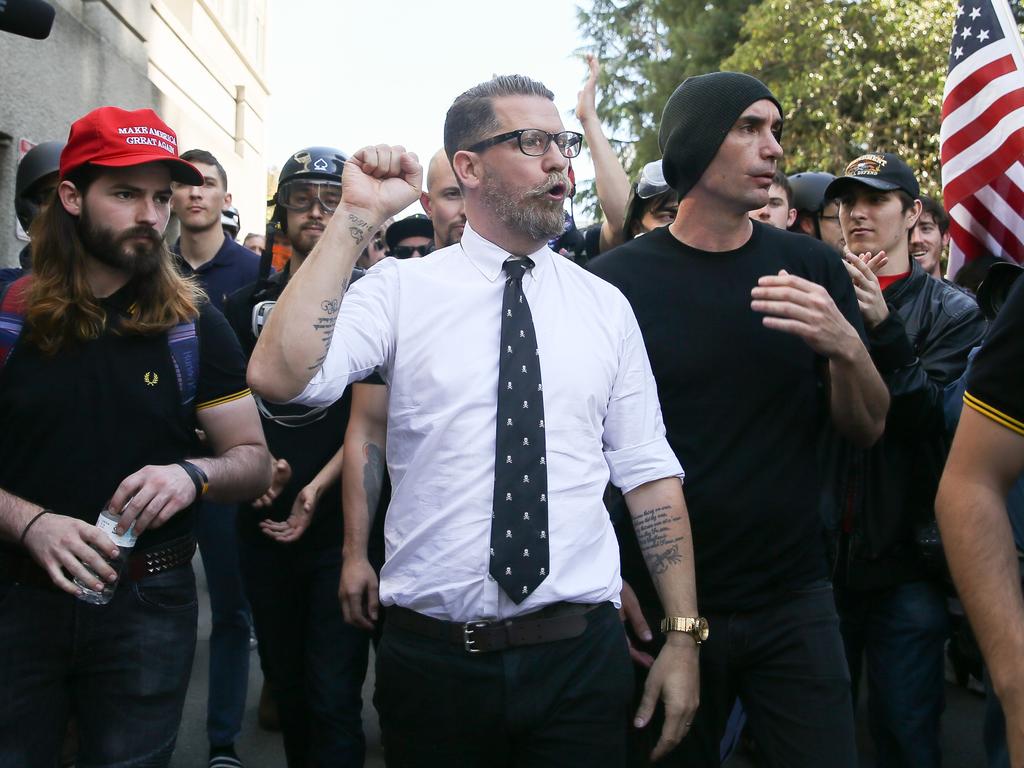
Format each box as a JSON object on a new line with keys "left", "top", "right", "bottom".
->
{"left": 308, "top": 294, "right": 343, "bottom": 372}
{"left": 348, "top": 213, "right": 372, "bottom": 243}
{"left": 635, "top": 505, "right": 686, "bottom": 575}
{"left": 362, "top": 442, "right": 385, "bottom": 521}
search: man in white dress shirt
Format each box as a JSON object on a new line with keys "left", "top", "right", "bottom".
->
{"left": 249, "top": 75, "right": 702, "bottom": 767}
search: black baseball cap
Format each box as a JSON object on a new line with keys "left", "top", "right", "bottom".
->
{"left": 385, "top": 214, "right": 434, "bottom": 250}
{"left": 824, "top": 152, "right": 920, "bottom": 201}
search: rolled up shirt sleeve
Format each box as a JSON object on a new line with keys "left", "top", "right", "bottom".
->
{"left": 290, "top": 259, "right": 399, "bottom": 408}
{"left": 602, "top": 300, "right": 684, "bottom": 493}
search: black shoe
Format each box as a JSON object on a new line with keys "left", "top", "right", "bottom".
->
{"left": 209, "top": 744, "right": 243, "bottom": 768}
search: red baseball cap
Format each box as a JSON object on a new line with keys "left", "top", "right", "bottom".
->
{"left": 59, "top": 106, "right": 203, "bottom": 185}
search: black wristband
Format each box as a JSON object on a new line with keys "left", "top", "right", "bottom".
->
{"left": 19, "top": 509, "right": 51, "bottom": 546}
{"left": 176, "top": 460, "right": 209, "bottom": 500}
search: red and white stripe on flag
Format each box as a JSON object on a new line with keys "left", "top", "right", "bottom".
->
{"left": 941, "top": 0, "right": 1024, "bottom": 278}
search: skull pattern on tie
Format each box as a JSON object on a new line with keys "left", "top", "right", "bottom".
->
{"left": 490, "top": 257, "right": 549, "bottom": 602}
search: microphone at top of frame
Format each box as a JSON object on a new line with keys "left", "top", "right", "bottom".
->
{"left": 0, "top": 0, "right": 56, "bottom": 40}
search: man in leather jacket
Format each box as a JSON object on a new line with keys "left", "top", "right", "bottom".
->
{"left": 827, "top": 152, "right": 987, "bottom": 768}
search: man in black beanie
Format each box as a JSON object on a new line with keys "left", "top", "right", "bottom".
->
{"left": 590, "top": 72, "right": 889, "bottom": 767}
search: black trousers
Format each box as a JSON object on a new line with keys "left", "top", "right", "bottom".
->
{"left": 631, "top": 581, "right": 857, "bottom": 768}
{"left": 374, "top": 602, "right": 633, "bottom": 768}
{"left": 238, "top": 541, "right": 370, "bottom": 768}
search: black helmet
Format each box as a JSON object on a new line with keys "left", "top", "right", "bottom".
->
{"left": 788, "top": 171, "right": 836, "bottom": 214}
{"left": 15, "top": 140, "right": 65, "bottom": 231}
{"left": 276, "top": 146, "right": 347, "bottom": 191}
{"left": 270, "top": 146, "right": 348, "bottom": 226}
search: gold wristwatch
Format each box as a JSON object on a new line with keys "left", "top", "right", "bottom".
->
{"left": 660, "top": 616, "right": 709, "bottom": 645}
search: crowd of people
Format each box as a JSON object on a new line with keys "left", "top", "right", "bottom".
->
{"left": 1, "top": 54, "right": 1023, "bottom": 768}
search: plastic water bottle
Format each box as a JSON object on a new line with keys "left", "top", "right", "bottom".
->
{"left": 74, "top": 509, "right": 137, "bottom": 605}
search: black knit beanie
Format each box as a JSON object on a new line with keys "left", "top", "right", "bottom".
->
{"left": 659, "top": 72, "right": 782, "bottom": 198}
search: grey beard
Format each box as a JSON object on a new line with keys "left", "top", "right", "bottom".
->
{"left": 483, "top": 181, "right": 566, "bottom": 242}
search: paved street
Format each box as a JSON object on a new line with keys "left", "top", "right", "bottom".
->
{"left": 171, "top": 556, "right": 986, "bottom": 767}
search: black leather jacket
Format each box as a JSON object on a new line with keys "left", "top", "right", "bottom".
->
{"left": 837, "top": 261, "right": 986, "bottom": 591}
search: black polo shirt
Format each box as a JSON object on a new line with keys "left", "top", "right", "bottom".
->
{"left": 174, "top": 234, "right": 261, "bottom": 312}
{"left": 0, "top": 288, "right": 249, "bottom": 553}
{"left": 966, "top": 275, "right": 1024, "bottom": 436}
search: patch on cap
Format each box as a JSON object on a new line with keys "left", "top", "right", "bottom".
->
{"left": 845, "top": 154, "right": 888, "bottom": 178}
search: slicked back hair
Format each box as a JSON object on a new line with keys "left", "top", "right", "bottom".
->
{"left": 180, "top": 148, "right": 228, "bottom": 190}
{"left": 444, "top": 75, "right": 555, "bottom": 167}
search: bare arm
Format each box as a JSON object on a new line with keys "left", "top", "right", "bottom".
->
{"left": 0, "top": 487, "right": 120, "bottom": 595}
{"left": 340, "top": 382, "right": 389, "bottom": 629}
{"left": 624, "top": 476, "right": 699, "bottom": 762}
{"left": 576, "top": 53, "right": 630, "bottom": 253}
{"left": 248, "top": 146, "right": 422, "bottom": 403}
{"left": 751, "top": 270, "right": 888, "bottom": 447}
{"left": 260, "top": 442, "right": 346, "bottom": 544}
{"left": 110, "top": 395, "right": 271, "bottom": 535}
{"left": 827, "top": 335, "right": 890, "bottom": 447}
{"left": 937, "top": 407, "right": 1024, "bottom": 762}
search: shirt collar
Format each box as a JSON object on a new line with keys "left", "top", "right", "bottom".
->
{"left": 173, "top": 234, "right": 235, "bottom": 274}
{"left": 459, "top": 222, "right": 552, "bottom": 283}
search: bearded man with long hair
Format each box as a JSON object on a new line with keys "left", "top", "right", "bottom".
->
{"left": 0, "top": 106, "right": 271, "bottom": 768}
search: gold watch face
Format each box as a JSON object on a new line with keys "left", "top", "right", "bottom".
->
{"left": 696, "top": 617, "right": 710, "bottom": 642}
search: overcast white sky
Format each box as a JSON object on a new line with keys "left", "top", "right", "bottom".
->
{"left": 265, "top": 0, "right": 599, "bottom": 215}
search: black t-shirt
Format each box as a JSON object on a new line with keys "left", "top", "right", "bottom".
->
{"left": 966, "top": 276, "right": 1024, "bottom": 436}
{"left": 224, "top": 274, "right": 351, "bottom": 552}
{"left": 0, "top": 292, "right": 248, "bottom": 552}
{"left": 589, "top": 222, "right": 866, "bottom": 613}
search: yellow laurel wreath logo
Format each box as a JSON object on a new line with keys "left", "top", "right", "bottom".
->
{"left": 144, "top": 372, "right": 159, "bottom": 386}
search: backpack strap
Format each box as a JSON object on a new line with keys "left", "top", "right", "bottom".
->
{"left": 0, "top": 277, "right": 199, "bottom": 409}
{"left": 0, "top": 276, "right": 32, "bottom": 372}
{"left": 167, "top": 318, "right": 199, "bottom": 407}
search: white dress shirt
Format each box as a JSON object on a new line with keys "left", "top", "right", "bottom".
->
{"left": 293, "top": 223, "right": 683, "bottom": 622}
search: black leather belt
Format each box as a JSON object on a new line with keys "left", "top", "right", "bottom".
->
{"left": 1, "top": 534, "right": 196, "bottom": 591}
{"left": 386, "top": 602, "right": 605, "bottom": 653}
{"left": 126, "top": 534, "right": 197, "bottom": 581}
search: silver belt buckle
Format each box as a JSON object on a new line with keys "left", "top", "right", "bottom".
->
{"left": 463, "top": 620, "right": 491, "bottom": 653}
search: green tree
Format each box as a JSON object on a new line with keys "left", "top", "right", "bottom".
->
{"left": 723, "top": 0, "right": 955, "bottom": 195}
{"left": 576, "top": 0, "right": 758, "bottom": 176}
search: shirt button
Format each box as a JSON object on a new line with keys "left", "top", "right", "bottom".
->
{"left": 487, "top": 574, "right": 495, "bottom": 582}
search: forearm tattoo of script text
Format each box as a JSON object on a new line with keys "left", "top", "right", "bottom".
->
{"left": 635, "top": 505, "right": 686, "bottom": 575}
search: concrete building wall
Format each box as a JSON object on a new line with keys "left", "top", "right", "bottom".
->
{"left": 0, "top": 0, "right": 269, "bottom": 267}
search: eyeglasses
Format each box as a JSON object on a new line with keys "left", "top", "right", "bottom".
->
{"left": 389, "top": 243, "right": 434, "bottom": 259}
{"left": 277, "top": 180, "right": 342, "bottom": 214}
{"left": 466, "top": 129, "right": 584, "bottom": 159}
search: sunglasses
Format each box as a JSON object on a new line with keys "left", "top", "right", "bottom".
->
{"left": 389, "top": 243, "right": 435, "bottom": 259}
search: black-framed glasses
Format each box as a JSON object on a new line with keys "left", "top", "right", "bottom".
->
{"left": 390, "top": 243, "right": 434, "bottom": 259}
{"left": 466, "top": 129, "right": 584, "bottom": 159}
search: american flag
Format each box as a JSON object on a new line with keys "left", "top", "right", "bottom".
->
{"left": 941, "top": 0, "right": 1024, "bottom": 278}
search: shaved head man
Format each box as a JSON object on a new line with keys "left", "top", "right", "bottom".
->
{"left": 420, "top": 149, "right": 466, "bottom": 248}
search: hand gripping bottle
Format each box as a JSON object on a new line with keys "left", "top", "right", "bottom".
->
{"left": 74, "top": 508, "right": 137, "bottom": 605}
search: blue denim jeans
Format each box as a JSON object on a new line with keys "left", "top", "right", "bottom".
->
{"left": 196, "top": 501, "right": 252, "bottom": 747}
{"left": 0, "top": 564, "right": 197, "bottom": 767}
{"left": 239, "top": 541, "right": 370, "bottom": 768}
{"left": 838, "top": 579, "right": 949, "bottom": 768}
